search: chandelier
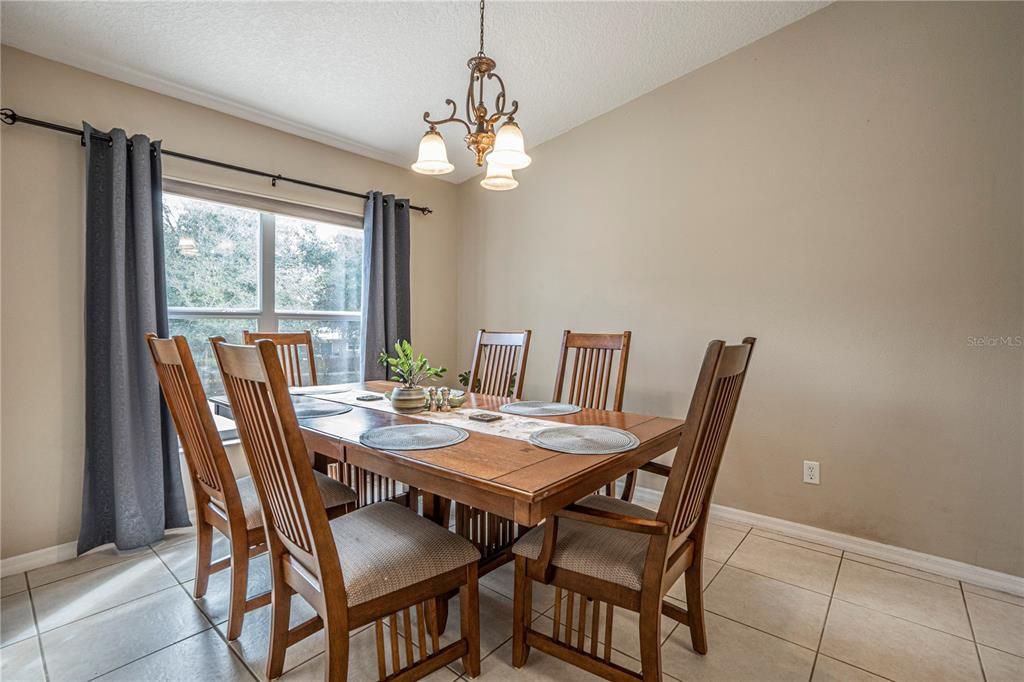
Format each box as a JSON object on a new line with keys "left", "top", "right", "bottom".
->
{"left": 411, "top": 0, "right": 531, "bottom": 190}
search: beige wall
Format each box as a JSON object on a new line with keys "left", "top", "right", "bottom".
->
{"left": 0, "top": 47, "right": 459, "bottom": 558}
{"left": 456, "top": 2, "right": 1024, "bottom": 576}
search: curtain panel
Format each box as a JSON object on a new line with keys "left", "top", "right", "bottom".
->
{"left": 78, "top": 123, "right": 190, "bottom": 554}
{"left": 360, "top": 192, "right": 412, "bottom": 380}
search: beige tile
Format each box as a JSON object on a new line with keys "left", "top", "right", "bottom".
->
{"left": 26, "top": 545, "right": 153, "bottom": 588}
{"left": 751, "top": 528, "right": 842, "bottom": 557}
{"left": 0, "top": 636, "right": 45, "bottom": 682}
{"left": 662, "top": 611, "right": 815, "bottom": 681}
{"left": 704, "top": 566, "right": 830, "bottom": 649}
{"left": 480, "top": 561, "right": 558, "bottom": 615}
{"left": 95, "top": 628, "right": 253, "bottom": 681}
{"left": 280, "top": 624, "right": 456, "bottom": 682}
{"left": 40, "top": 585, "right": 211, "bottom": 682}
{"left": 1, "top": 591, "right": 36, "bottom": 647}
{"left": 154, "top": 531, "right": 231, "bottom": 583}
{"left": 965, "top": 592, "right": 1024, "bottom": 657}
{"left": 218, "top": 592, "right": 326, "bottom": 676}
{"left": 963, "top": 582, "right": 1024, "bottom": 608}
{"left": 843, "top": 552, "right": 958, "bottom": 587}
{"left": 0, "top": 573, "right": 28, "bottom": 598}
{"left": 429, "top": 585, "right": 516, "bottom": 674}
{"left": 147, "top": 524, "right": 198, "bottom": 552}
{"left": 820, "top": 599, "right": 983, "bottom": 682}
{"left": 182, "top": 551, "right": 273, "bottom": 624}
{"left": 833, "top": 559, "right": 971, "bottom": 638}
{"left": 532, "top": 603, "right": 678, "bottom": 663}
{"left": 978, "top": 645, "right": 1024, "bottom": 682}
{"left": 812, "top": 655, "right": 887, "bottom": 681}
{"left": 703, "top": 523, "right": 748, "bottom": 563}
{"left": 665, "top": 558, "right": 724, "bottom": 605}
{"left": 32, "top": 553, "right": 177, "bottom": 632}
{"left": 728, "top": 534, "right": 840, "bottom": 595}
{"left": 707, "top": 517, "right": 752, "bottom": 533}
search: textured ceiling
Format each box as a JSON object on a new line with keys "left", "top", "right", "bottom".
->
{"left": 1, "top": 1, "right": 827, "bottom": 182}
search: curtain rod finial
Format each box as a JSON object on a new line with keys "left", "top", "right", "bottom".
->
{"left": 0, "top": 108, "right": 16, "bottom": 125}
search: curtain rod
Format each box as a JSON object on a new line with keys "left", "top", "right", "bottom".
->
{"left": 0, "top": 108, "right": 433, "bottom": 215}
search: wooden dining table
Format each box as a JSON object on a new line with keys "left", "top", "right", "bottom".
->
{"left": 210, "top": 380, "right": 684, "bottom": 626}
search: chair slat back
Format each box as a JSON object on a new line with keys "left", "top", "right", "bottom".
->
{"left": 145, "top": 334, "right": 235, "bottom": 504}
{"left": 243, "top": 330, "right": 318, "bottom": 387}
{"left": 553, "top": 331, "right": 632, "bottom": 411}
{"left": 468, "top": 329, "right": 532, "bottom": 399}
{"left": 212, "top": 337, "right": 330, "bottom": 572}
{"left": 658, "top": 338, "right": 756, "bottom": 542}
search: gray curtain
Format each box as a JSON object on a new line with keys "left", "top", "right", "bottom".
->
{"left": 78, "top": 123, "right": 190, "bottom": 555}
{"left": 360, "top": 192, "right": 411, "bottom": 379}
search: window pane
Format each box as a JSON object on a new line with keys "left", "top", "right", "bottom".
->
{"left": 278, "top": 318, "right": 361, "bottom": 384}
{"left": 163, "top": 194, "right": 260, "bottom": 310}
{"left": 275, "top": 216, "right": 362, "bottom": 313}
{"left": 168, "top": 317, "right": 257, "bottom": 396}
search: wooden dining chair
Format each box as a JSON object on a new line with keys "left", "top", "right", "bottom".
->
{"left": 243, "top": 330, "right": 317, "bottom": 387}
{"left": 144, "top": 334, "right": 356, "bottom": 641}
{"left": 512, "top": 338, "right": 756, "bottom": 681}
{"left": 554, "top": 330, "right": 635, "bottom": 499}
{"left": 467, "top": 329, "right": 532, "bottom": 399}
{"left": 211, "top": 337, "right": 482, "bottom": 681}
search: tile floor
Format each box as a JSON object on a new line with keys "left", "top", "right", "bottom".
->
{"left": 2, "top": 515, "right": 1022, "bottom": 681}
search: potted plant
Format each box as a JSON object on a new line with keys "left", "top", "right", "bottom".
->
{"left": 378, "top": 340, "right": 447, "bottom": 412}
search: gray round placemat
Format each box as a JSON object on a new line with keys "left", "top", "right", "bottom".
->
{"left": 359, "top": 424, "right": 469, "bottom": 451}
{"left": 499, "top": 401, "right": 582, "bottom": 416}
{"left": 529, "top": 426, "right": 640, "bottom": 455}
{"left": 291, "top": 395, "right": 353, "bottom": 419}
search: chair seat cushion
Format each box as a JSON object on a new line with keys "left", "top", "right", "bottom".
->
{"left": 230, "top": 472, "right": 357, "bottom": 530}
{"left": 512, "top": 495, "right": 656, "bottom": 591}
{"left": 329, "top": 502, "right": 481, "bottom": 606}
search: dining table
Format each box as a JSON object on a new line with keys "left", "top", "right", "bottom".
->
{"left": 209, "top": 380, "right": 684, "bottom": 628}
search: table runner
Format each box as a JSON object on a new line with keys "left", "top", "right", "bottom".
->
{"left": 324, "top": 390, "right": 559, "bottom": 443}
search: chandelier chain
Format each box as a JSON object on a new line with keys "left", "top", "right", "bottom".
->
{"left": 479, "top": 0, "right": 485, "bottom": 55}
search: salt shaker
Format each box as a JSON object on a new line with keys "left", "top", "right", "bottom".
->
{"left": 440, "top": 387, "right": 451, "bottom": 412}
{"left": 427, "top": 386, "right": 437, "bottom": 411}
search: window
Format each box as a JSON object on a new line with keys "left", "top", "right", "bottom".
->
{"left": 162, "top": 181, "right": 363, "bottom": 395}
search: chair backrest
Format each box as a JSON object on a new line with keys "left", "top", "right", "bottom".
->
{"left": 211, "top": 337, "right": 339, "bottom": 582}
{"left": 243, "top": 330, "right": 318, "bottom": 387}
{"left": 467, "top": 329, "right": 532, "bottom": 399}
{"left": 552, "top": 330, "right": 632, "bottom": 411}
{"left": 658, "top": 338, "right": 756, "bottom": 549}
{"left": 145, "top": 334, "right": 241, "bottom": 510}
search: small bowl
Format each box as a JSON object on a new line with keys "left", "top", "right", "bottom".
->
{"left": 448, "top": 389, "right": 467, "bottom": 408}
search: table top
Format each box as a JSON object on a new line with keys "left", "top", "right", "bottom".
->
{"left": 211, "top": 381, "right": 684, "bottom": 525}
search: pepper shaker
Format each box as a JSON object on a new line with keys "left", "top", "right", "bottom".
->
{"left": 440, "top": 386, "right": 451, "bottom": 412}
{"left": 427, "top": 386, "right": 437, "bottom": 411}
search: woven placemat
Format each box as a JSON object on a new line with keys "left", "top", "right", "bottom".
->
{"left": 499, "top": 401, "right": 582, "bottom": 417}
{"left": 359, "top": 424, "right": 469, "bottom": 451}
{"left": 529, "top": 426, "right": 640, "bottom": 455}
{"left": 291, "top": 395, "right": 353, "bottom": 419}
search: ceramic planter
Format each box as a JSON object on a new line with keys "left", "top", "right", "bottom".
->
{"left": 390, "top": 386, "right": 427, "bottom": 412}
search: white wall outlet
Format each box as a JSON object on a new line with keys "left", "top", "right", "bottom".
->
{"left": 803, "top": 460, "right": 820, "bottom": 485}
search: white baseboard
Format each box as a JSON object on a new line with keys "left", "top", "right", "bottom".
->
{"left": 5, "top": 493, "right": 1022, "bottom": 598}
{"left": 630, "top": 487, "right": 1024, "bottom": 598}
{"left": 1, "top": 540, "right": 79, "bottom": 577}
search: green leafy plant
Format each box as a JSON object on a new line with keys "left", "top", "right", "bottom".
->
{"left": 378, "top": 340, "right": 447, "bottom": 388}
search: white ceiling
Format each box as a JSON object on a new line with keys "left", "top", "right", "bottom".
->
{"left": 1, "top": 1, "right": 826, "bottom": 183}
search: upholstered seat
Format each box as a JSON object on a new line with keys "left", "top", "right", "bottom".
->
{"left": 224, "top": 472, "right": 357, "bottom": 530}
{"left": 328, "top": 501, "right": 480, "bottom": 606}
{"left": 513, "top": 494, "right": 657, "bottom": 591}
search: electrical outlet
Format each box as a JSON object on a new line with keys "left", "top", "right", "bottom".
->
{"left": 803, "top": 460, "right": 820, "bottom": 485}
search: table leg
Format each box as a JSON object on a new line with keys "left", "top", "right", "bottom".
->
{"left": 421, "top": 492, "right": 452, "bottom": 635}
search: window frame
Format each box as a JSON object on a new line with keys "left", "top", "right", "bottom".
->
{"left": 162, "top": 177, "right": 364, "bottom": 343}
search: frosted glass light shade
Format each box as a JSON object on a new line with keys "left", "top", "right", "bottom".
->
{"left": 411, "top": 130, "right": 455, "bottom": 175}
{"left": 488, "top": 121, "right": 531, "bottom": 170}
{"left": 480, "top": 161, "right": 518, "bottom": 191}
